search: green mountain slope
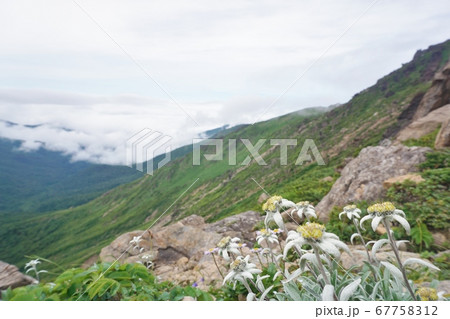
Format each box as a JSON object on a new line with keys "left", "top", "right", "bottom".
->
{"left": 1, "top": 40, "right": 449, "bottom": 269}
{"left": 0, "top": 137, "right": 143, "bottom": 213}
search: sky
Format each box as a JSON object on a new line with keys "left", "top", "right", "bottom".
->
{"left": 0, "top": 0, "right": 449, "bottom": 164}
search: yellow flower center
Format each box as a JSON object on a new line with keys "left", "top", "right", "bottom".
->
{"left": 417, "top": 287, "right": 438, "bottom": 301}
{"left": 297, "top": 223, "right": 325, "bottom": 240}
{"left": 217, "top": 236, "right": 231, "bottom": 248}
{"left": 259, "top": 228, "right": 271, "bottom": 236}
{"left": 262, "top": 195, "right": 282, "bottom": 211}
{"left": 296, "top": 201, "right": 310, "bottom": 207}
{"left": 367, "top": 202, "right": 396, "bottom": 215}
{"left": 230, "top": 259, "right": 246, "bottom": 272}
{"left": 344, "top": 204, "right": 356, "bottom": 211}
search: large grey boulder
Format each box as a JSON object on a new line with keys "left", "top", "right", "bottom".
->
{"left": 0, "top": 260, "right": 37, "bottom": 291}
{"left": 316, "top": 145, "right": 429, "bottom": 221}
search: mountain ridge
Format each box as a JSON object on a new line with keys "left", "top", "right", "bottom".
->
{"left": 1, "top": 39, "right": 449, "bottom": 269}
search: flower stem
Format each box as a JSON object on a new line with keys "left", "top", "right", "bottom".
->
{"left": 278, "top": 240, "right": 284, "bottom": 253}
{"left": 242, "top": 279, "right": 254, "bottom": 295}
{"left": 211, "top": 254, "right": 224, "bottom": 280}
{"left": 265, "top": 239, "right": 275, "bottom": 263}
{"left": 312, "top": 246, "right": 331, "bottom": 286}
{"left": 256, "top": 253, "right": 264, "bottom": 268}
{"left": 383, "top": 220, "right": 417, "bottom": 301}
{"left": 313, "top": 246, "right": 337, "bottom": 300}
{"left": 352, "top": 219, "right": 373, "bottom": 264}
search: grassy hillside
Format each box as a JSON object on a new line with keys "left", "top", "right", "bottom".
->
{"left": 1, "top": 40, "right": 449, "bottom": 269}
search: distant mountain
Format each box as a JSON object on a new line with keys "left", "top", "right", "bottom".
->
{"left": 1, "top": 39, "right": 449, "bottom": 268}
{"left": 0, "top": 138, "right": 143, "bottom": 214}
{"left": 198, "top": 125, "right": 230, "bottom": 138}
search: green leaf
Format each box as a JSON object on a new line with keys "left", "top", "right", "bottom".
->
{"left": 88, "top": 278, "right": 120, "bottom": 300}
{"left": 106, "top": 271, "right": 132, "bottom": 281}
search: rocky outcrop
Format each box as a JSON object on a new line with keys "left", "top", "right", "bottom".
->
{"left": 435, "top": 117, "right": 450, "bottom": 149}
{"left": 396, "top": 104, "right": 450, "bottom": 143}
{"left": 0, "top": 260, "right": 37, "bottom": 291}
{"left": 316, "top": 145, "right": 430, "bottom": 221}
{"left": 395, "top": 59, "right": 450, "bottom": 148}
{"left": 412, "top": 61, "right": 450, "bottom": 121}
{"left": 99, "top": 211, "right": 262, "bottom": 289}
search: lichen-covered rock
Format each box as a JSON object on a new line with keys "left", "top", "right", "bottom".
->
{"left": 316, "top": 145, "right": 430, "bottom": 221}
{"left": 0, "top": 260, "right": 37, "bottom": 291}
{"left": 204, "top": 211, "right": 262, "bottom": 242}
{"left": 98, "top": 211, "right": 263, "bottom": 288}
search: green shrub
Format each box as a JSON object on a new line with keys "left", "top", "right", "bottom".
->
{"left": 1, "top": 262, "right": 213, "bottom": 301}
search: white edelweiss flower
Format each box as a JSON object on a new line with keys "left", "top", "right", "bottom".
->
{"left": 141, "top": 254, "right": 155, "bottom": 269}
{"left": 291, "top": 201, "right": 317, "bottom": 220}
{"left": 250, "top": 247, "right": 263, "bottom": 254}
{"left": 283, "top": 222, "right": 350, "bottom": 259}
{"left": 262, "top": 196, "right": 294, "bottom": 230}
{"left": 130, "top": 235, "right": 145, "bottom": 252}
{"left": 223, "top": 255, "right": 261, "bottom": 285}
{"left": 25, "top": 259, "right": 41, "bottom": 269}
{"left": 256, "top": 228, "right": 279, "bottom": 245}
{"left": 130, "top": 235, "right": 142, "bottom": 246}
{"left": 204, "top": 247, "right": 219, "bottom": 255}
{"left": 141, "top": 254, "right": 153, "bottom": 261}
{"left": 339, "top": 204, "right": 361, "bottom": 221}
{"left": 217, "top": 236, "right": 241, "bottom": 260}
{"left": 360, "top": 202, "right": 410, "bottom": 234}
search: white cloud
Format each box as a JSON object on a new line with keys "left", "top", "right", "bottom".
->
{"left": 0, "top": 0, "right": 449, "bottom": 164}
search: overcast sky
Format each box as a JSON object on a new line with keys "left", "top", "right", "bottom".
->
{"left": 0, "top": 0, "right": 449, "bottom": 164}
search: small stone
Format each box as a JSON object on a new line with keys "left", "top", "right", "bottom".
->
{"left": 376, "top": 224, "right": 387, "bottom": 235}
{"left": 176, "top": 257, "right": 189, "bottom": 267}
{"left": 182, "top": 296, "right": 196, "bottom": 301}
{"left": 258, "top": 193, "right": 269, "bottom": 204}
{"left": 432, "top": 232, "right": 448, "bottom": 246}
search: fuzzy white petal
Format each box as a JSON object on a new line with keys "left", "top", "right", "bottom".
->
{"left": 318, "top": 241, "right": 341, "bottom": 258}
{"left": 403, "top": 258, "right": 440, "bottom": 271}
{"left": 371, "top": 239, "right": 389, "bottom": 260}
{"left": 381, "top": 261, "right": 404, "bottom": 283}
{"left": 394, "top": 209, "right": 406, "bottom": 217}
{"left": 272, "top": 212, "right": 285, "bottom": 230}
{"left": 371, "top": 215, "right": 383, "bottom": 232}
{"left": 359, "top": 215, "right": 372, "bottom": 230}
{"left": 350, "top": 233, "right": 361, "bottom": 245}
{"left": 392, "top": 215, "right": 411, "bottom": 235}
